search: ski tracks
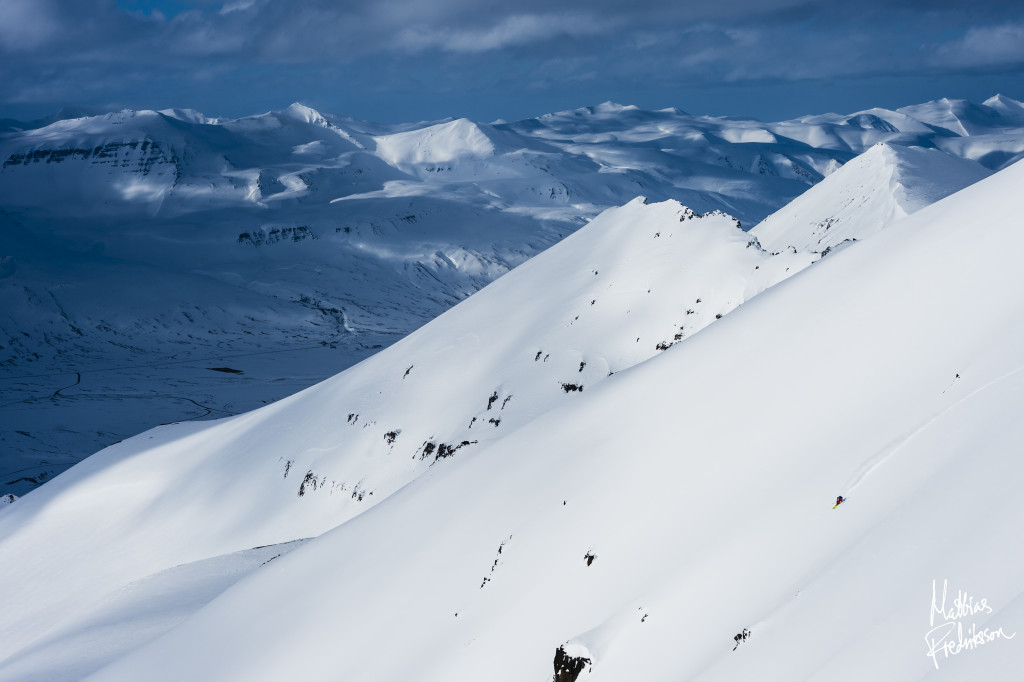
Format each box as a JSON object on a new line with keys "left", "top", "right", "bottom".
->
{"left": 842, "top": 364, "right": 1024, "bottom": 495}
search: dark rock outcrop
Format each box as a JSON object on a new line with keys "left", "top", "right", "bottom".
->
{"left": 553, "top": 645, "right": 591, "bottom": 682}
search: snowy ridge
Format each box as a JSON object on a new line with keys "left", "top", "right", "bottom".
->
{"left": 751, "top": 143, "right": 991, "bottom": 252}
{"left": 898, "top": 97, "right": 1014, "bottom": 137}
{"left": 983, "top": 94, "right": 1024, "bottom": 125}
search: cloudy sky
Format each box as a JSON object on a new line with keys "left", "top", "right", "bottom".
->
{"left": 2, "top": 0, "right": 1023, "bottom": 123}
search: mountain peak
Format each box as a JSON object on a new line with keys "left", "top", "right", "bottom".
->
{"left": 983, "top": 94, "right": 1024, "bottom": 125}
{"left": 373, "top": 118, "right": 496, "bottom": 170}
{"left": 751, "top": 143, "right": 990, "bottom": 252}
{"left": 157, "top": 108, "right": 215, "bottom": 125}
{"left": 984, "top": 93, "right": 1023, "bottom": 108}
{"left": 593, "top": 101, "right": 639, "bottom": 114}
{"left": 280, "top": 102, "right": 331, "bottom": 126}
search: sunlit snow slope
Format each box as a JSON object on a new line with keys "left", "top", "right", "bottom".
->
{"left": 3, "top": 152, "right": 1024, "bottom": 679}
{"left": 0, "top": 197, "right": 817, "bottom": 679}
{"left": 752, "top": 143, "right": 991, "bottom": 252}
{"left": 93, "top": 161, "right": 1024, "bottom": 681}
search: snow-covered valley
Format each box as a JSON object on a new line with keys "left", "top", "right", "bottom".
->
{"left": 1, "top": 94, "right": 1023, "bottom": 681}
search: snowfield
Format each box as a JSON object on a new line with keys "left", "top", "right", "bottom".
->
{"left": 1, "top": 124, "right": 1023, "bottom": 679}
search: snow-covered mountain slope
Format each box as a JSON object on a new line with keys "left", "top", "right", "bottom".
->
{"left": 897, "top": 96, "right": 1022, "bottom": 137}
{"left": 4, "top": 165, "right": 1024, "bottom": 680}
{"left": 0, "top": 197, "right": 817, "bottom": 677}
{"left": 892, "top": 97, "right": 1024, "bottom": 170}
{"left": 2, "top": 96, "right": 1023, "bottom": 496}
{"left": 983, "top": 94, "right": 1024, "bottom": 126}
{"left": 0, "top": 538, "right": 310, "bottom": 682}
{"left": 751, "top": 144, "right": 991, "bottom": 253}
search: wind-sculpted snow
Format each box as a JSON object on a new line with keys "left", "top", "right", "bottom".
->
{"left": 1, "top": 95, "right": 1023, "bottom": 495}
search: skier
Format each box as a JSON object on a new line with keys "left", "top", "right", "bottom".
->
{"left": 833, "top": 495, "right": 845, "bottom": 509}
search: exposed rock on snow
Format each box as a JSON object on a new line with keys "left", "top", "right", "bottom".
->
{"left": 554, "top": 644, "right": 592, "bottom": 682}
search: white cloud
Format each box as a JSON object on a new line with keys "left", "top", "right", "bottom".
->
{"left": 395, "top": 13, "right": 608, "bottom": 53}
{"left": 2, "top": 0, "right": 1023, "bottom": 118}
{"left": 934, "top": 23, "right": 1024, "bottom": 68}
{"left": 220, "top": 0, "right": 260, "bottom": 14}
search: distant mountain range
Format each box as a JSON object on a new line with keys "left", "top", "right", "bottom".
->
{"left": 1, "top": 95, "right": 1023, "bottom": 496}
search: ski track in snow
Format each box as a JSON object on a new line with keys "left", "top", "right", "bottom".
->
{"left": 49, "top": 372, "right": 81, "bottom": 399}
{"left": 841, "top": 364, "right": 1024, "bottom": 496}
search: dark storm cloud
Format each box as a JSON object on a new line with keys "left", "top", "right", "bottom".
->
{"left": 1, "top": 0, "right": 1022, "bottom": 120}
{"left": 4, "top": 0, "right": 1018, "bottom": 60}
